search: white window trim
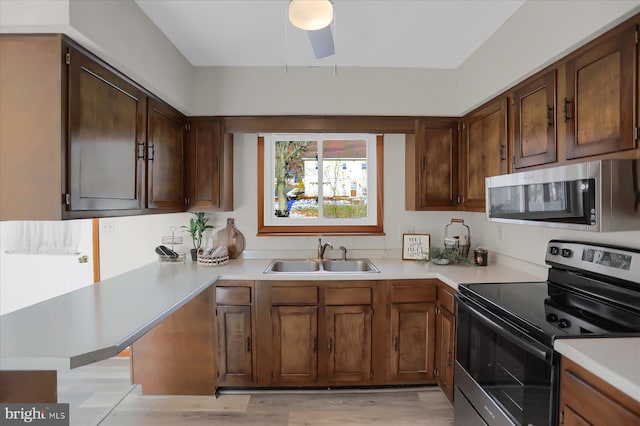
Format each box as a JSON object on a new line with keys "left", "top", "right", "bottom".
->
{"left": 262, "top": 133, "right": 378, "bottom": 227}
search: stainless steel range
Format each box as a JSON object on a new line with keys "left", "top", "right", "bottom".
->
{"left": 454, "top": 240, "right": 640, "bottom": 426}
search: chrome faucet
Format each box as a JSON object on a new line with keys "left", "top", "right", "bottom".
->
{"left": 317, "top": 238, "right": 333, "bottom": 260}
{"left": 339, "top": 246, "right": 347, "bottom": 261}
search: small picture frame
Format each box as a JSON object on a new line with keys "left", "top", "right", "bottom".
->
{"left": 402, "top": 234, "right": 430, "bottom": 260}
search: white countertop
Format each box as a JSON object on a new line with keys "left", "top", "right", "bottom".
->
{"left": 554, "top": 338, "right": 640, "bottom": 403}
{"left": 0, "top": 257, "right": 541, "bottom": 370}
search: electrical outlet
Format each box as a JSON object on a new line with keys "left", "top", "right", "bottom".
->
{"left": 102, "top": 219, "right": 115, "bottom": 234}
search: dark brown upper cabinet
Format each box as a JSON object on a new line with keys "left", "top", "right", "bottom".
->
{"left": 146, "top": 98, "right": 186, "bottom": 210}
{"left": 405, "top": 119, "right": 459, "bottom": 210}
{"left": 67, "top": 44, "right": 147, "bottom": 213}
{"left": 461, "top": 98, "right": 508, "bottom": 211}
{"left": 185, "top": 119, "right": 234, "bottom": 211}
{"left": 513, "top": 70, "right": 557, "bottom": 169}
{"left": 564, "top": 25, "right": 638, "bottom": 159}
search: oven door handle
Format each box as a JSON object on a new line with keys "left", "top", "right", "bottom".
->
{"left": 460, "top": 296, "right": 552, "bottom": 362}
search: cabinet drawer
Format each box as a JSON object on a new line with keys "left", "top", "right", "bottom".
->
{"left": 215, "top": 287, "right": 251, "bottom": 305}
{"left": 391, "top": 285, "right": 436, "bottom": 303}
{"left": 272, "top": 287, "right": 318, "bottom": 305}
{"left": 437, "top": 285, "right": 456, "bottom": 313}
{"left": 325, "top": 287, "right": 371, "bottom": 305}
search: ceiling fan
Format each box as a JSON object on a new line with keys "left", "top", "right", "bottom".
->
{"left": 288, "top": 0, "right": 335, "bottom": 59}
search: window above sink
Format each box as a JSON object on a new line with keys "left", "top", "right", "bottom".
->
{"left": 257, "top": 134, "right": 384, "bottom": 236}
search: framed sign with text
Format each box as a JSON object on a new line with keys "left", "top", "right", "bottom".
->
{"left": 402, "top": 234, "right": 430, "bottom": 260}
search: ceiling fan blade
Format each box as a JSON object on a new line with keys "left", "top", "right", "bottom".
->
{"left": 307, "top": 26, "right": 335, "bottom": 59}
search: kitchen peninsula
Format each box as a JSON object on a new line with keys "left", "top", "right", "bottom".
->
{"left": 0, "top": 258, "right": 540, "bottom": 399}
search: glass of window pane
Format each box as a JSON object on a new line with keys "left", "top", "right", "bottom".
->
{"left": 273, "top": 140, "right": 317, "bottom": 218}
{"left": 322, "top": 139, "right": 367, "bottom": 218}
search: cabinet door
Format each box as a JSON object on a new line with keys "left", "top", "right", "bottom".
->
{"left": 67, "top": 45, "right": 145, "bottom": 212}
{"left": 565, "top": 25, "right": 637, "bottom": 159}
{"left": 389, "top": 303, "right": 436, "bottom": 383}
{"left": 407, "top": 119, "right": 459, "bottom": 210}
{"left": 435, "top": 306, "right": 455, "bottom": 403}
{"left": 186, "top": 120, "right": 221, "bottom": 209}
{"left": 216, "top": 305, "right": 253, "bottom": 386}
{"left": 513, "top": 70, "right": 557, "bottom": 169}
{"left": 146, "top": 97, "right": 185, "bottom": 209}
{"left": 272, "top": 306, "right": 318, "bottom": 385}
{"left": 461, "top": 98, "right": 508, "bottom": 211}
{"left": 325, "top": 305, "right": 372, "bottom": 383}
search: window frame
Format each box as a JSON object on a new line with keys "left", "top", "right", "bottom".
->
{"left": 257, "top": 134, "right": 384, "bottom": 236}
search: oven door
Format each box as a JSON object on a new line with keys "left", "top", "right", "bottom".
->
{"left": 455, "top": 294, "right": 558, "bottom": 426}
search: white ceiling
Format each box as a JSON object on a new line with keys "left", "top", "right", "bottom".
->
{"left": 135, "top": 0, "right": 525, "bottom": 68}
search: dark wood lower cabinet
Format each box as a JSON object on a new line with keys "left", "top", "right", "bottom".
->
{"left": 559, "top": 357, "right": 640, "bottom": 425}
{"left": 216, "top": 305, "right": 253, "bottom": 386}
{"left": 435, "top": 284, "right": 456, "bottom": 404}
{"left": 184, "top": 279, "right": 456, "bottom": 393}
{"left": 271, "top": 305, "right": 318, "bottom": 385}
{"left": 435, "top": 305, "right": 455, "bottom": 402}
{"left": 389, "top": 302, "right": 436, "bottom": 382}
{"left": 325, "top": 305, "right": 373, "bottom": 384}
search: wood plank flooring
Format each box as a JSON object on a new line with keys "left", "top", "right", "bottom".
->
{"left": 58, "top": 358, "right": 454, "bottom": 426}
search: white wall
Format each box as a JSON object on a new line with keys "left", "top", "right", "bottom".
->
{"left": 68, "top": 0, "right": 193, "bottom": 113}
{"left": 98, "top": 212, "right": 193, "bottom": 280}
{"left": 190, "top": 66, "right": 458, "bottom": 116}
{"left": 0, "top": 0, "right": 69, "bottom": 28}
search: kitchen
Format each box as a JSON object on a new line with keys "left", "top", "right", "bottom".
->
{"left": 1, "top": 1, "right": 640, "bottom": 425}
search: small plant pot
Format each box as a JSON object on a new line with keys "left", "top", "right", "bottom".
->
{"left": 190, "top": 248, "right": 199, "bottom": 261}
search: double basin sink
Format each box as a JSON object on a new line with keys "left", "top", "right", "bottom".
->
{"left": 264, "top": 258, "right": 380, "bottom": 274}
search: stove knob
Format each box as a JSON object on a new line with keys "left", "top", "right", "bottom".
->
{"left": 550, "top": 246, "right": 560, "bottom": 256}
{"left": 561, "top": 249, "right": 573, "bottom": 258}
{"left": 558, "top": 319, "right": 571, "bottom": 329}
{"left": 546, "top": 313, "right": 558, "bottom": 322}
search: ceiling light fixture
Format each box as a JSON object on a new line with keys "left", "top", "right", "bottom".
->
{"left": 288, "top": 0, "right": 334, "bottom": 31}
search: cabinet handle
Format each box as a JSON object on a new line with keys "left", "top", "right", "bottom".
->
{"left": 547, "top": 106, "right": 554, "bottom": 128}
{"left": 499, "top": 144, "right": 506, "bottom": 161}
{"left": 420, "top": 157, "right": 425, "bottom": 172}
{"left": 447, "top": 350, "right": 452, "bottom": 366}
{"left": 393, "top": 336, "right": 398, "bottom": 352}
{"left": 148, "top": 145, "right": 155, "bottom": 161}
{"left": 563, "top": 98, "right": 572, "bottom": 122}
{"left": 312, "top": 338, "right": 317, "bottom": 354}
{"left": 247, "top": 337, "right": 251, "bottom": 353}
{"left": 213, "top": 158, "right": 219, "bottom": 172}
{"left": 137, "top": 141, "right": 145, "bottom": 160}
{"left": 327, "top": 338, "right": 332, "bottom": 352}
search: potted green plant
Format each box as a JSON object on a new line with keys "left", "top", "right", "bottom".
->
{"left": 182, "top": 212, "right": 214, "bottom": 261}
{"left": 427, "top": 247, "right": 472, "bottom": 265}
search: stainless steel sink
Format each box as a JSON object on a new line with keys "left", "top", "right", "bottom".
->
{"left": 266, "top": 259, "right": 320, "bottom": 273}
{"left": 264, "top": 258, "right": 379, "bottom": 274}
{"left": 322, "top": 259, "right": 380, "bottom": 273}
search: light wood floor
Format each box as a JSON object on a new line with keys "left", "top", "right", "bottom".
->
{"left": 58, "top": 358, "right": 454, "bottom": 426}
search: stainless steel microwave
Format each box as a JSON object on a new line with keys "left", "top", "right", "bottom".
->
{"left": 486, "top": 159, "right": 640, "bottom": 232}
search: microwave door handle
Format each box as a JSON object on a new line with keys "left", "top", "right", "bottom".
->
{"left": 462, "top": 299, "right": 551, "bottom": 362}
